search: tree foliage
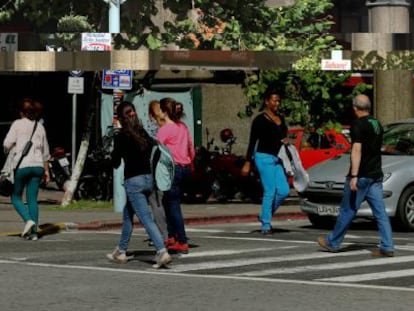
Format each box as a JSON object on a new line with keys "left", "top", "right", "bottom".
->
{"left": 0, "top": 0, "right": 370, "bottom": 128}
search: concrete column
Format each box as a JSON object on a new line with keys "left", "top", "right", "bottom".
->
{"left": 362, "top": 0, "right": 413, "bottom": 124}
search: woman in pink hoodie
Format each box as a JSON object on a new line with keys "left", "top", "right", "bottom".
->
{"left": 156, "top": 98, "right": 195, "bottom": 254}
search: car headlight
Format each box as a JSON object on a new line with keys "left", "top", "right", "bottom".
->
{"left": 383, "top": 173, "right": 391, "bottom": 183}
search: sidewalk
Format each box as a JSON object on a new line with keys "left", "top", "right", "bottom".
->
{"left": 0, "top": 187, "right": 306, "bottom": 235}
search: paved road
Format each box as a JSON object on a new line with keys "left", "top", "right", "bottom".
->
{"left": 1, "top": 219, "right": 413, "bottom": 311}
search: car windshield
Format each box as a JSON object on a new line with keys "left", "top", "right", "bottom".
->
{"left": 343, "top": 122, "right": 414, "bottom": 155}
{"left": 381, "top": 123, "right": 414, "bottom": 155}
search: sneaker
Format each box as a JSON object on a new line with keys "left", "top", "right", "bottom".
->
{"left": 153, "top": 249, "right": 172, "bottom": 268}
{"left": 106, "top": 248, "right": 129, "bottom": 264}
{"left": 168, "top": 242, "right": 189, "bottom": 254}
{"left": 164, "top": 237, "right": 176, "bottom": 247}
{"left": 371, "top": 249, "right": 394, "bottom": 257}
{"left": 26, "top": 234, "right": 38, "bottom": 241}
{"left": 21, "top": 220, "right": 35, "bottom": 238}
{"left": 317, "top": 236, "right": 338, "bottom": 253}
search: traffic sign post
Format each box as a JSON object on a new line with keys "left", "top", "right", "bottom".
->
{"left": 101, "top": 69, "right": 133, "bottom": 212}
{"left": 68, "top": 76, "right": 84, "bottom": 170}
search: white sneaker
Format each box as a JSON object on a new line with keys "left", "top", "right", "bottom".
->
{"left": 26, "top": 234, "right": 38, "bottom": 241}
{"left": 22, "top": 220, "right": 35, "bottom": 238}
{"left": 153, "top": 249, "right": 172, "bottom": 268}
{"left": 106, "top": 248, "right": 129, "bottom": 264}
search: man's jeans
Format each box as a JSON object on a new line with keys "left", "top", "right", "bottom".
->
{"left": 254, "top": 152, "right": 290, "bottom": 230}
{"left": 119, "top": 174, "right": 165, "bottom": 252}
{"left": 327, "top": 177, "right": 394, "bottom": 252}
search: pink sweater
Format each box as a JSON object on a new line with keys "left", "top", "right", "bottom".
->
{"left": 156, "top": 122, "right": 195, "bottom": 165}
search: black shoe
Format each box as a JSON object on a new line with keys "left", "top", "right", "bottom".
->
{"left": 261, "top": 229, "right": 273, "bottom": 236}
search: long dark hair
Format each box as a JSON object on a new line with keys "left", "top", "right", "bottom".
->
{"left": 159, "top": 97, "right": 185, "bottom": 122}
{"left": 117, "top": 101, "right": 151, "bottom": 150}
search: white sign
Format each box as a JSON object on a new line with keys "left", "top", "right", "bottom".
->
{"left": 321, "top": 59, "right": 352, "bottom": 71}
{"left": 68, "top": 77, "right": 84, "bottom": 94}
{"left": 81, "top": 33, "right": 112, "bottom": 51}
{"left": 0, "top": 33, "right": 18, "bottom": 51}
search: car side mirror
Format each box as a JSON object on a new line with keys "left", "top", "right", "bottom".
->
{"left": 336, "top": 144, "right": 345, "bottom": 150}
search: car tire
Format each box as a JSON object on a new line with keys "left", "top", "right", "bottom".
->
{"left": 307, "top": 214, "right": 336, "bottom": 229}
{"left": 394, "top": 185, "right": 414, "bottom": 232}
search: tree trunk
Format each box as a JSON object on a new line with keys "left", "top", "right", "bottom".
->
{"left": 61, "top": 73, "right": 99, "bottom": 206}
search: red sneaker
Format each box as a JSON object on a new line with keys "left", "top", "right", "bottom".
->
{"left": 168, "top": 242, "right": 189, "bottom": 254}
{"left": 164, "top": 237, "right": 176, "bottom": 247}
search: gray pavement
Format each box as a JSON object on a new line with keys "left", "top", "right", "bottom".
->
{"left": 0, "top": 186, "right": 305, "bottom": 236}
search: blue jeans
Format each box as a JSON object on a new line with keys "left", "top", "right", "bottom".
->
{"left": 254, "top": 152, "right": 290, "bottom": 230}
{"left": 119, "top": 174, "right": 165, "bottom": 252}
{"left": 327, "top": 177, "right": 394, "bottom": 252}
{"left": 12, "top": 166, "right": 44, "bottom": 233}
{"left": 163, "top": 164, "right": 191, "bottom": 244}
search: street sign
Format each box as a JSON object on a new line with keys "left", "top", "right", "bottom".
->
{"left": 81, "top": 33, "right": 112, "bottom": 51}
{"left": 68, "top": 77, "right": 84, "bottom": 94}
{"left": 321, "top": 50, "right": 351, "bottom": 71}
{"left": 102, "top": 70, "right": 133, "bottom": 90}
{"left": 69, "top": 70, "right": 84, "bottom": 77}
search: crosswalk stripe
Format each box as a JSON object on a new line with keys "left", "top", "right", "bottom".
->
{"left": 317, "top": 268, "right": 414, "bottom": 282}
{"left": 236, "top": 255, "right": 414, "bottom": 276}
{"left": 183, "top": 247, "right": 278, "bottom": 258}
{"left": 170, "top": 250, "right": 369, "bottom": 272}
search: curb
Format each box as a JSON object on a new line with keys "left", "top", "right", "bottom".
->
{"left": 68, "top": 212, "right": 307, "bottom": 231}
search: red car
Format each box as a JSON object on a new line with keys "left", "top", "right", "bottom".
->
{"left": 287, "top": 127, "right": 351, "bottom": 170}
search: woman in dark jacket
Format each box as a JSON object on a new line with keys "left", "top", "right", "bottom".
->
{"left": 106, "top": 101, "right": 171, "bottom": 268}
{"left": 241, "top": 89, "right": 290, "bottom": 235}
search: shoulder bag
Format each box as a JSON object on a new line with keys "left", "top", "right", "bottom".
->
{"left": 0, "top": 121, "right": 38, "bottom": 197}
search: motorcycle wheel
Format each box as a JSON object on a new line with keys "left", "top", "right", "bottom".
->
{"left": 75, "top": 176, "right": 105, "bottom": 201}
{"left": 55, "top": 173, "right": 69, "bottom": 191}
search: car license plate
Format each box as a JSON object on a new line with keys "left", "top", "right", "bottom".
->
{"left": 58, "top": 157, "right": 70, "bottom": 167}
{"left": 317, "top": 205, "right": 339, "bottom": 216}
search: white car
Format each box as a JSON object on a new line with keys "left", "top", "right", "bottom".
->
{"left": 300, "top": 118, "right": 414, "bottom": 232}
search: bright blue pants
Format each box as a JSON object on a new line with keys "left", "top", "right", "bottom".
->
{"left": 254, "top": 152, "right": 290, "bottom": 230}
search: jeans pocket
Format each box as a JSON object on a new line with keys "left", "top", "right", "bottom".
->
{"left": 356, "top": 177, "right": 372, "bottom": 189}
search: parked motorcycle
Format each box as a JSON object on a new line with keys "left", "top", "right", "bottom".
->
{"left": 48, "top": 147, "right": 71, "bottom": 191}
{"left": 182, "top": 128, "right": 262, "bottom": 204}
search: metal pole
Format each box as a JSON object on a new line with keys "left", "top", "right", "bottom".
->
{"left": 72, "top": 94, "right": 77, "bottom": 171}
{"left": 109, "top": 0, "right": 126, "bottom": 212}
{"left": 109, "top": 1, "right": 120, "bottom": 33}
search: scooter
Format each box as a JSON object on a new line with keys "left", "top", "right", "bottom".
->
{"left": 182, "top": 128, "right": 262, "bottom": 204}
{"left": 48, "top": 147, "right": 71, "bottom": 191}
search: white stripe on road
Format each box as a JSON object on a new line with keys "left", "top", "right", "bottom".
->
{"left": 236, "top": 255, "right": 414, "bottom": 276}
{"left": 184, "top": 246, "right": 298, "bottom": 258}
{"left": 184, "top": 247, "right": 280, "bottom": 258}
{"left": 170, "top": 250, "right": 369, "bottom": 272}
{"left": 317, "top": 268, "right": 414, "bottom": 282}
{"left": 1, "top": 259, "right": 413, "bottom": 293}
{"left": 204, "top": 235, "right": 316, "bottom": 244}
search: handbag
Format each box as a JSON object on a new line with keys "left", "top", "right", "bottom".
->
{"left": 0, "top": 121, "right": 38, "bottom": 197}
{"left": 278, "top": 143, "right": 310, "bottom": 193}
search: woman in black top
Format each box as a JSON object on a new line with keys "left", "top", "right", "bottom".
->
{"left": 241, "top": 89, "right": 290, "bottom": 235}
{"left": 106, "top": 101, "right": 171, "bottom": 268}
